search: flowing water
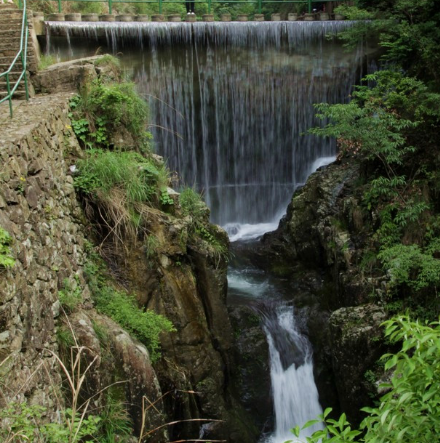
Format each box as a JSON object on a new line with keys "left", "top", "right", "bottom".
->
{"left": 45, "top": 21, "right": 367, "bottom": 441}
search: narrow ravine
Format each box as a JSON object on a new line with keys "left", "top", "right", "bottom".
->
{"left": 226, "top": 157, "right": 333, "bottom": 442}
{"left": 44, "top": 20, "right": 369, "bottom": 440}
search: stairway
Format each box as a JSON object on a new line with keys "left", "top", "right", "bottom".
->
{"left": 0, "top": 2, "right": 36, "bottom": 101}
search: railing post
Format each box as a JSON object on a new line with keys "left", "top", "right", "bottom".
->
{"left": 159, "top": 0, "right": 162, "bottom": 14}
{"left": 58, "top": 0, "right": 61, "bottom": 13}
{"left": 109, "top": 0, "right": 112, "bottom": 14}
{"left": 208, "top": 0, "right": 211, "bottom": 13}
{"left": 258, "top": 0, "right": 262, "bottom": 14}
{"left": 6, "top": 74, "right": 12, "bottom": 117}
{"left": 308, "top": 0, "right": 312, "bottom": 13}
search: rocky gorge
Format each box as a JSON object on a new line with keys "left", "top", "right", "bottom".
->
{"left": 1, "top": 42, "right": 390, "bottom": 443}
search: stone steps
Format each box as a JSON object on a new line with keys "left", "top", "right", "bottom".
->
{"left": 0, "top": 36, "right": 22, "bottom": 45}
{"left": 0, "top": 71, "right": 25, "bottom": 81}
{"left": 0, "top": 3, "right": 35, "bottom": 101}
{"left": 0, "top": 58, "right": 36, "bottom": 71}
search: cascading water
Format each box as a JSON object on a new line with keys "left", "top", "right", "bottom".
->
{"left": 264, "top": 306, "right": 323, "bottom": 442}
{"left": 45, "top": 21, "right": 363, "bottom": 229}
{"left": 45, "top": 21, "right": 366, "bottom": 441}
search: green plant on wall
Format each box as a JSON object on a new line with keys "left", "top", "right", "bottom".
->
{"left": 58, "top": 275, "right": 83, "bottom": 312}
{"left": 69, "top": 80, "right": 151, "bottom": 151}
{"left": 0, "top": 227, "right": 15, "bottom": 268}
{"left": 84, "top": 255, "right": 175, "bottom": 362}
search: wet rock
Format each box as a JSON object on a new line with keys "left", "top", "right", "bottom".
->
{"left": 329, "top": 304, "right": 387, "bottom": 425}
{"left": 229, "top": 305, "right": 272, "bottom": 434}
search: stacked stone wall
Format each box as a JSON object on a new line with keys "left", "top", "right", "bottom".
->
{"left": 0, "top": 93, "right": 89, "bottom": 411}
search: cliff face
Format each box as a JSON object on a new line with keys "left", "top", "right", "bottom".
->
{"left": 0, "top": 70, "right": 255, "bottom": 441}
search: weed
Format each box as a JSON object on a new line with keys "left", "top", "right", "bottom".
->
{"left": 85, "top": 254, "right": 175, "bottom": 362}
{"left": 58, "top": 276, "right": 83, "bottom": 312}
{"left": 0, "top": 227, "right": 15, "bottom": 268}
{"left": 179, "top": 187, "right": 207, "bottom": 221}
{"left": 38, "top": 54, "right": 57, "bottom": 70}
{"left": 69, "top": 80, "right": 150, "bottom": 150}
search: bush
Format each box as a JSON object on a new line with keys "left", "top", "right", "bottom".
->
{"left": 290, "top": 316, "right": 440, "bottom": 443}
{"left": 69, "top": 80, "right": 151, "bottom": 151}
{"left": 74, "top": 150, "right": 162, "bottom": 203}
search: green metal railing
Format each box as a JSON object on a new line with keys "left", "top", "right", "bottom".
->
{"left": 54, "top": 0, "right": 345, "bottom": 16}
{"left": 0, "top": 0, "right": 29, "bottom": 117}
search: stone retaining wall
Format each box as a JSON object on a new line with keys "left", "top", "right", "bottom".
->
{"left": 0, "top": 93, "right": 166, "bottom": 437}
{"left": 0, "top": 93, "right": 89, "bottom": 410}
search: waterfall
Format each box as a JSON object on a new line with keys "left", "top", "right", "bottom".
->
{"left": 45, "top": 21, "right": 363, "bottom": 229}
{"left": 228, "top": 269, "right": 324, "bottom": 442}
{"left": 45, "top": 22, "right": 365, "bottom": 440}
{"left": 263, "top": 306, "right": 323, "bottom": 442}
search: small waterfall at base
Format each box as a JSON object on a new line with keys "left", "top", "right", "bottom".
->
{"left": 263, "top": 306, "right": 323, "bottom": 442}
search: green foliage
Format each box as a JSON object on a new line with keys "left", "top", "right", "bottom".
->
{"left": 43, "top": 409, "right": 101, "bottom": 443}
{"left": 57, "top": 325, "right": 76, "bottom": 351}
{"left": 70, "top": 1, "right": 105, "bottom": 14}
{"left": 85, "top": 255, "right": 175, "bottom": 362}
{"left": 98, "top": 393, "right": 132, "bottom": 443}
{"left": 179, "top": 187, "right": 207, "bottom": 221}
{"left": 58, "top": 275, "right": 83, "bottom": 312}
{"left": 378, "top": 243, "right": 440, "bottom": 292}
{"left": 0, "top": 227, "right": 15, "bottom": 268}
{"left": 310, "top": 69, "right": 440, "bottom": 310}
{"left": 38, "top": 54, "right": 57, "bottom": 70}
{"left": 334, "top": 5, "right": 373, "bottom": 20}
{"left": 179, "top": 187, "right": 228, "bottom": 263}
{"left": 74, "top": 149, "right": 159, "bottom": 203}
{"left": 335, "top": 1, "right": 440, "bottom": 87}
{"left": 160, "top": 188, "right": 174, "bottom": 206}
{"left": 93, "top": 286, "right": 175, "bottom": 362}
{"left": 289, "top": 316, "right": 440, "bottom": 443}
{"left": 69, "top": 80, "right": 151, "bottom": 150}
{"left": 0, "top": 402, "right": 45, "bottom": 442}
{"left": 0, "top": 402, "right": 101, "bottom": 443}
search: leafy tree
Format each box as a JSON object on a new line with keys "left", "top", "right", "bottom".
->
{"left": 339, "top": 0, "right": 440, "bottom": 88}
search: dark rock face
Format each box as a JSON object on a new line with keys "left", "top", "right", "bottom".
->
{"left": 229, "top": 305, "right": 272, "bottom": 434}
{"left": 104, "top": 209, "right": 257, "bottom": 442}
{"left": 329, "top": 304, "right": 387, "bottom": 425}
{"left": 261, "top": 159, "right": 371, "bottom": 308}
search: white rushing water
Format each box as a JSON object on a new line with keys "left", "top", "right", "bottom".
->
{"left": 224, "top": 155, "right": 336, "bottom": 243}
{"left": 228, "top": 270, "right": 324, "bottom": 442}
{"left": 264, "top": 307, "right": 323, "bottom": 443}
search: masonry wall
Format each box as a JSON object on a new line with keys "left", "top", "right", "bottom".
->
{"left": 0, "top": 93, "right": 88, "bottom": 409}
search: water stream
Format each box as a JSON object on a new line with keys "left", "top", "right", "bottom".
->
{"left": 45, "top": 21, "right": 367, "bottom": 441}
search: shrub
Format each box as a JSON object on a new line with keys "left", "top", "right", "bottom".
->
{"left": 70, "top": 81, "right": 150, "bottom": 150}
{"left": 74, "top": 150, "right": 159, "bottom": 203}
{"left": 179, "top": 187, "right": 208, "bottom": 221}
{"left": 290, "top": 316, "right": 440, "bottom": 443}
